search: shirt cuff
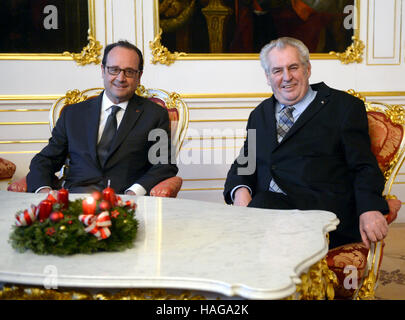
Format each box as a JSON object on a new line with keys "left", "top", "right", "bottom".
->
{"left": 230, "top": 185, "right": 252, "bottom": 203}
{"left": 126, "top": 183, "right": 147, "bottom": 196}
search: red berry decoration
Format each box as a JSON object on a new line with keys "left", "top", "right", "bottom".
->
{"left": 50, "top": 211, "right": 64, "bottom": 222}
{"left": 99, "top": 200, "right": 111, "bottom": 211}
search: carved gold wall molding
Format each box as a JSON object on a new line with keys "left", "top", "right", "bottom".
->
{"left": 149, "top": 28, "right": 186, "bottom": 66}
{"left": 62, "top": 34, "right": 103, "bottom": 66}
{"left": 329, "top": 36, "right": 365, "bottom": 64}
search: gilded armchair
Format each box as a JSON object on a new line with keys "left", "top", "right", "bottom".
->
{"left": 8, "top": 86, "right": 189, "bottom": 197}
{"left": 326, "top": 91, "right": 404, "bottom": 299}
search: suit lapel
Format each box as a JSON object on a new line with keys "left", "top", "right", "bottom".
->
{"left": 105, "top": 95, "right": 144, "bottom": 164}
{"left": 86, "top": 94, "right": 103, "bottom": 166}
{"left": 263, "top": 96, "right": 279, "bottom": 153}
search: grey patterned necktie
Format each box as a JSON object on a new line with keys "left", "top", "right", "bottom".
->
{"left": 277, "top": 105, "right": 295, "bottom": 142}
{"left": 97, "top": 105, "right": 120, "bottom": 166}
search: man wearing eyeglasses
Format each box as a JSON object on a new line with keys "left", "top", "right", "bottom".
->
{"left": 27, "top": 40, "right": 178, "bottom": 195}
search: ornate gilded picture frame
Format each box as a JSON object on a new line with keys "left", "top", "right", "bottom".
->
{"left": 0, "top": 0, "right": 102, "bottom": 66}
{"left": 151, "top": 0, "right": 363, "bottom": 65}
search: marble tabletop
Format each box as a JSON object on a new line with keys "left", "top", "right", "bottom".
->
{"left": 0, "top": 191, "right": 339, "bottom": 299}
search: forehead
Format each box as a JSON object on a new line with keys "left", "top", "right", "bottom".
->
{"left": 267, "top": 46, "right": 302, "bottom": 68}
{"left": 106, "top": 46, "right": 140, "bottom": 68}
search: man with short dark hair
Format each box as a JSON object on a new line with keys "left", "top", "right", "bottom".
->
{"left": 27, "top": 40, "right": 178, "bottom": 195}
{"left": 224, "top": 37, "right": 389, "bottom": 249}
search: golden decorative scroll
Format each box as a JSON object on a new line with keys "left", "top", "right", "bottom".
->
{"left": 150, "top": 28, "right": 186, "bottom": 66}
{"left": 63, "top": 90, "right": 89, "bottom": 106}
{"left": 63, "top": 34, "right": 103, "bottom": 66}
{"left": 329, "top": 36, "right": 365, "bottom": 64}
{"left": 294, "top": 258, "right": 338, "bottom": 300}
{"left": 0, "top": 285, "right": 206, "bottom": 300}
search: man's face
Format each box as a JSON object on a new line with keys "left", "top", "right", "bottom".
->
{"left": 101, "top": 46, "right": 142, "bottom": 104}
{"left": 265, "top": 45, "right": 311, "bottom": 106}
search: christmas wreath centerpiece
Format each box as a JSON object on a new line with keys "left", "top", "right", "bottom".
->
{"left": 9, "top": 184, "right": 138, "bottom": 256}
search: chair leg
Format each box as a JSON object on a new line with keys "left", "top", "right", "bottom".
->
{"left": 353, "top": 241, "right": 384, "bottom": 300}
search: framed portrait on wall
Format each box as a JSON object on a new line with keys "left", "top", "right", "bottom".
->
{"left": 154, "top": 0, "right": 360, "bottom": 64}
{"left": 0, "top": 0, "right": 101, "bottom": 65}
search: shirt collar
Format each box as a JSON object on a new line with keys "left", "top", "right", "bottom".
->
{"left": 102, "top": 91, "right": 129, "bottom": 113}
{"left": 276, "top": 86, "right": 317, "bottom": 115}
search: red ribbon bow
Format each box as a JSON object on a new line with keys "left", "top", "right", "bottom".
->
{"left": 78, "top": 211, "right": 112, "bottom": 240}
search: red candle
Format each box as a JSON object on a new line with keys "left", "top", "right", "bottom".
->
{"left": 82, "top": 196, "right": 97, "bottom": 215}
{"left": 57, "top": 188, "right": 69, "bottom": 210}
{"left": 46, "top": 191, "right": 58, "bottom": 205}
{"left": 38, "top": 200, "right": 53, "bottom": 221}
{"left": 102, "top": 180, "right": 116, "bottom": 206}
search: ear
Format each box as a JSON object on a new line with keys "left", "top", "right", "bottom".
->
{"left": 306, "top": 61, "right": 312, "bottom": 78}
{"left": 101, "top": 64, "right": 105, "bottom": 77}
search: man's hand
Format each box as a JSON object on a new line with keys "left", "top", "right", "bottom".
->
{"left": 233, "top": 187, "right": 252, "bottom": 207}
{"left": 359, "top": 211, "right": 389, "bottom": 249}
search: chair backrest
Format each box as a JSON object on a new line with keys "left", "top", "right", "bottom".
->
{"left": 348, "top": 90, "right": 405, "bottom": 196}
{"left": 49, "top": 86, "right": 189, "bottom": 157}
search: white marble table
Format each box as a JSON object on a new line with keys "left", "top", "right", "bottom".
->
{"left": 0, "top": 191, "right": 339, "bottom": 299}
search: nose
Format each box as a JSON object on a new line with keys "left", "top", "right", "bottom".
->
{"left": 283, "top": 69, "right": 292, "bottom": 81}
{"left": 116, "top": 70, "right": 126, "bottom": 81}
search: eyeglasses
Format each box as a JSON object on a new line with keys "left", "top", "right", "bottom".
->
{"left": 105, "top": 66, "right": 141, "bottom": 78}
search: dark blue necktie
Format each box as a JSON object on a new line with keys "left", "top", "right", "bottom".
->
{"left": 97, "top": 105, "right": 120, "bottom": 166}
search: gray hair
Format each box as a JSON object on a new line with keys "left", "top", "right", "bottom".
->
{"left": 259, "top": 37, "right": 310, "bottom": 74}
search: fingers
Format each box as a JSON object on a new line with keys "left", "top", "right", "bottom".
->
{"left": 360, "top": 229, "right": 370, "bottom": 249}
{"left": 359, "top": 211, "right": 389, "bottom": 247}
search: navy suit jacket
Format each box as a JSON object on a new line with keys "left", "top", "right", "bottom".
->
{"left": 27, "top": 92, "right": 178, "bottom": 194}
{"left": 224, "top": 82, "right": 389, "bottom": 243}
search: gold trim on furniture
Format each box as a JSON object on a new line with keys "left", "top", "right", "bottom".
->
{"left": 346, "top": 90, "right": 405, "bottom": 300}
{"left": 0, "top": 286, "right": 206, "bottom": 300}
{"left": 152, "top": 0, "right": 361, "bottom": 65}
{"left": 0, "top": 0, "right": 102, "bottom": 66}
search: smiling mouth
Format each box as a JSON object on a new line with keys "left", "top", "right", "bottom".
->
{"left": 113, "top": 83, "right": 128, "bottom": 89}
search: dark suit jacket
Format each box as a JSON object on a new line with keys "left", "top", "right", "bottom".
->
{"left": 27, "top": 92, "right": 178, "bottom": 194}
{"left": 224, "top": 82, "right": 389, "bottom": 243}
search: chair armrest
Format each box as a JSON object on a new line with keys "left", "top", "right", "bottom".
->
{"left": 386, "top": 197, "right": 401, "bottom": 224}
{"left": 7, "top": 176, "right": 27, "bottom": 192}
{"left": 150, "top": 176, "right": 182, "bottom": 198}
